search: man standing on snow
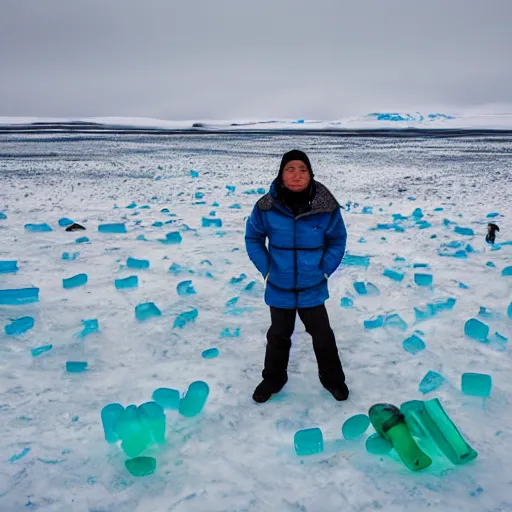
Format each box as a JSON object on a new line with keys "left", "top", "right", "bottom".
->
{"left": 245, "top": 149, "right": 349, "bottom": 403}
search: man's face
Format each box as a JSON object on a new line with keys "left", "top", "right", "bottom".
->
{"left": 282, "top": 160, "right": 310, "bottom": 192}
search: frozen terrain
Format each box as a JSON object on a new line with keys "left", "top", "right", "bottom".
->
{"left": 0, "top": 131, "right": 511, "bottom": 511}
{"left": 2, "top": 111, "right": 512, "bottom": 133}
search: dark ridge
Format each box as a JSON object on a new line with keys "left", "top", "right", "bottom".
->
{"left": 29, "top": 120, "right": 104, "bottom": 127}
{"left": 229, "top": 120, "right": 280, "bottom": 126}
{"left": 1, "top": 122, "right": 512, "bottom": 138}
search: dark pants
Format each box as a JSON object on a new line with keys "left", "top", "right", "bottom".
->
{"left": 262, "top": 304, "right": 346, "bottom": 389}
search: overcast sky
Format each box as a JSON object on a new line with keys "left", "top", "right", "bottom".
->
{"left": 1, "top": 0, "right": 511, "bottom": 120}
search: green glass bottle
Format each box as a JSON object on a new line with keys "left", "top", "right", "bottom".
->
{"left": 425, "top": 398, "right": 477, "bottom": 465}
{"left": 368, "top": 403, "right": 432, "bottom": 471}
{"left": 401, "top": 399, "right": 477, "bottom": 465}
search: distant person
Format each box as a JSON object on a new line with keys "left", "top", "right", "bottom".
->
{"left": 486, "top": 223, "right": 499, "bottom": 244}
{"left": 245, "top": 149, "right": 349, "bottom": 403}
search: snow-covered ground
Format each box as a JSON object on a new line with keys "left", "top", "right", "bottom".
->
{"left": 0, "top": 132, "right": 511, "bottom": 511}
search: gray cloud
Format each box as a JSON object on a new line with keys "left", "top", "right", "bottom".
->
{"left": 1, "top": 0, "right": 511, "bottom": 119}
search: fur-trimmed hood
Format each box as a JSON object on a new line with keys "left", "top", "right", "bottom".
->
{"left": 256, "top": 179, "right": 339, "bottom": 217}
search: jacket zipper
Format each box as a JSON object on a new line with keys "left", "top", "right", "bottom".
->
{"left": 293, "top": 199, "right": 314, "bottom": 307}
{"left": 293, "top": 217, "right": 298, "bottom": 308}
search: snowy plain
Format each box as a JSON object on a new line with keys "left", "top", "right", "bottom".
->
{"left": 0, "top": 130, "right": 511, "bottom": 511}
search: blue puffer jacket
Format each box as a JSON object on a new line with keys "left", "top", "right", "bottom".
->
{"left": 245, "top": 179, "right": 347, "bottom": 309}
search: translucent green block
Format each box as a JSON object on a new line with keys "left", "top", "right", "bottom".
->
{"left": 501, "top": 266, "right": 512, "bottom": 276}
{"left": 63, "top": 273, "right": 88, "bottom": 289}
{"left": 419, "top": 370, "right": 445, "bottom": 394}
{"left": 31, "top": 344, "right": 53, "bottom": 357}
{"left": 98, "top": 223, "right": 127, "bottom": 233}
{"left": 135, "top": 302, "right": 161, "bottom": 322}
{"left": 294, "top": 427, "right": 324, "bottom": 456}
{"left": 403, "top": 334, "right": 426, "bottom": 354}
{"left": 412, "top": 208, "right": 423, "bottom": 218}
{"left": 114, "top": 405, "right": 137, "bottom": 438}
{"left": 178, "top": 381, "right": 209, "bottom": 417}
{"left": 340, "top": 297, "right": 354, "bottom": 308}
{"left": 454, "top": 226, "right": 474, "bottom": 236}
{"left": 364, "top": 315, "right": 385, "bottom": 329}
{"left": 414, "top": 273, "right": 433, "bottom": 287}
{"left": 490, "top": 331, "right": 508, "bottom": 345}
{"left": 58, "top": 217, "right": 74, "bottom": 227}
{"left": 0, "top": 287, "right": 39, "bottom": 305}
{"left": 114, "top": 405, "right": 152, "bottom": 458}
{"left": 25, "top": 223, "right": 52, "bottom": 232}
{"left": 78, "top": 318, "right": 99, "bottom": 338}
{"left": 115, "top": 276, "right": 138, "bottom": 289}
{"left": 173, "top": 308, "right": 198, "bottom": 328}
{"left": 177, "top": 280, "right": 196, "bottom": 296}
{"left": 354, "top": 281, "right": 380, "bottom": 296}
{"left": 365, "top": 433, "right": 392, "bottom": 455}
{"left": 138, "top": 401, "right": 166, "bottom": 444}
{"left": 101, "top": 403, "right": 124, "bottom": 443}
{"left": 5, "top": 316, "right": 35, "bottom": 335}
{"left": 202, "top": 348, "right": 219, "bottom": 359}
{"left": 464, "top": 318, "right": 489, "bottom": 342}
{"left": 220, "top": 328, "right": 240, "bottom": 338}
{"left": 9, "top": 447, "right": 31, "bottom": 462}
{"left": 160, "top": 232, "right": 182, "bottom": 244}
{"left": 202, "top": 217, "right": 222, "bottom": 228}
{"left": 125, "top": 456, "right": 156, "bottom": 477}
{"left": 384, "top": 313, "right": 408, "bottom": 331}
{"left": 342, "top": 414, "right": 370, "bottom": 440}
{"left": 0, "top": 260, "right": 18, "bottom": 273}
{"left": 369, "top": 403, "right": 432, "bottom": 471}
{"left": 152, "top": 388, "right": 180, "bottom": 410}
{"left": 401, "top": 398, "right": 477, "bottom": 466}
{"left": 342, "top": 254, "right": 371, "bottom": 268}
{"left": 230, "top": 273, "right": 247, "bottom": 285}
{"left": 383, "top": 269, "right": 404, "bottom": 282}
{"left": 126, "top": 257, "right": 149, "bottom": 269}
{"left": 66, "top": 361, "right": 88, "bottom": 372}
{"left": 461, "top": 373, "right": 492, "bottom": 397}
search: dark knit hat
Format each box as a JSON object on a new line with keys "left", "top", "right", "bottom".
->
{"left": 278, "top": 150, "right": 314, "bottom": 180}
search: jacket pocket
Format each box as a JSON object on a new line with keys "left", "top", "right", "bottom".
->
{"left": 269, "top": 248, "right": 294, "bottom": 290}
{"left": 296, "top": 248, "right": 324, "bottom": 288}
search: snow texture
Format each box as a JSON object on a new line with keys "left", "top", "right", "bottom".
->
{"left": 0, "top": 131, "right": 511, "bottom": 511}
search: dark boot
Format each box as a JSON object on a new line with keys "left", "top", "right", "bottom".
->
{"left": 298, "top": 304, "right": 348, "bottom": 401}
{"left": 253, "top": 307, "right": 296, "bottom": 403}
{"left": 252, "top": 377, "right": 288, "bottom": 403}
{"left": 320, "top": 379, "right": 349, "bottom": 401}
